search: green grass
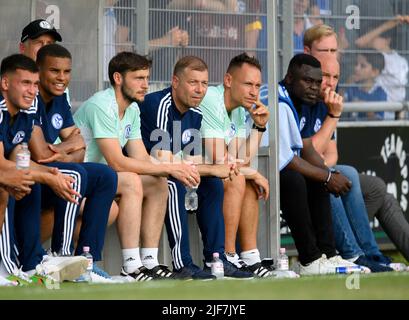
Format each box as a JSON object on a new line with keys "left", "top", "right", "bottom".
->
{"left": 1, "top": 273, "right": 409, "bottom": 300}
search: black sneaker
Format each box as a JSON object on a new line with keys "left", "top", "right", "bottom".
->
{"left": 171, "top": 267, "right": 194, "bottom": 280}
{"left": 261, "top": 258, "right": 276, "bottom": 271}
{"left": 355, "top": 256, "right": 393, "bottom": 273}
{"left": 204, "top": 260, "right": 254, "bottom": 280}
{"left": 173, "top": 264, "right": 215, "bottom": 281}
{"left": 120, "top": 266, "right": 154, "bottom": 281}
{"left": 368, "top": 254, "right": 392, "bottom": 266}
{"left": 238, "top": 261, "right": 272, "bottom": 278}
{"left": 148, "top": 265, "right": 175, "bottom": 280}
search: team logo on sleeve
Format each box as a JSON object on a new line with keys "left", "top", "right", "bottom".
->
{"left": 12, "top": 131, "right": 25, "bottom": 144}
{"left": 299, "top": 117, "right": 306, "bottom": 131}
{"left": 314, "top": 119, "right": 322, "bottom": 133}
{"left": 124, "top": 124, "right": 132, "bottom": 139}
{"left": 51, "top": 113, "right": 64, "bottom": 129}
{"left": 226, "top": 123, "right": 236, "bottom": 138}
{"left": 182, "top": 129, "right": 192, "bottom": 144}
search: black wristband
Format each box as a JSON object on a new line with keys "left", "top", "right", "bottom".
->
{"left": 252, "top": 123, "right": 267, "bottom": 132}
{"left": 328, "top": 113, "right": 341, "bottom": 118}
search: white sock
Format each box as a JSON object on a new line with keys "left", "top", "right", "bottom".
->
{"left": 0, "top": 261, "right": 10, "bottom": 277}
{"left": 122, "top": 248, "right": 143, "bottom": 273}
{"left": 240, "top": 249, "right": 261, "bottom": 266}
{"left": 225, "top": 252, "right": 240, "bottom": 266}
{"left": 141, "top": 248, "right": 159, "bottom": 269}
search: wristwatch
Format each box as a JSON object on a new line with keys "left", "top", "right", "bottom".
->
{"left": 252, "top": 123, "right": 267, "bottom": 132}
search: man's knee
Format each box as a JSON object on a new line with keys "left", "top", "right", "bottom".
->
{"left": 151, "top": 176, "right": 168, "bottom": 196}
{"left": 0, "top": 188, "right": 8, "bottom": 204}
{"left": 118, "top": 172, "right": 143, "bottom": 199}
{"left": 361, "top": 174, "right": 387, "bottom": 196}
{"left": 224, "top": 174, "right": 246, "bottom": 196}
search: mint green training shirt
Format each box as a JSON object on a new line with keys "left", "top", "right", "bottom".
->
{"left": 199, "top": 85, "right": 247, "bottom": 145}
{"left": 73, "top": 87, "right": 141, "bottom": 164}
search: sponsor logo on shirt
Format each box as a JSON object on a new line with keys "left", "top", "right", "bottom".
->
{"left": 51, "top": 113, "right": 63, "bottom": 130}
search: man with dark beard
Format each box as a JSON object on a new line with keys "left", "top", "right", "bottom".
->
{"left": 74, "top": 52, "right": 199, "bottom": 281}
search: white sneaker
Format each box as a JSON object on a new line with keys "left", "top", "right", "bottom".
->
{"left": 299, "top": 254, "right": 336, "bottom": 276}
{"left": 36, "top": 255, "right": 88, "bottom": 282}
{"left": 0, "top": 275, "right": 18, "bottom": 286}
{"left": 89, "top": 271, "right": 117, "bottom": 284}
{"left": 328, "top": 255, "right": 370, "bottom": 274}
{"left": 271, "top": 270, "right": 300, "bottom": 278}
{"left": 12, "top": 267, "right": 33, "bottom": 283}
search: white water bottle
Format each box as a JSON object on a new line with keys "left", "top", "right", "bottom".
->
{"left": 277, "top": 248, "right": 289, "bottom": 271}
{"left": 16, "top": 142, "right": 30, "bottom": 170}
{"left": 210, "top": 252, "right": 224, "bottom": 279}
{"left": 81, "top": 246, "right": 93, "bottom": 282}
{"left": 185, "top": 186, "right": 198, "bottom": 211}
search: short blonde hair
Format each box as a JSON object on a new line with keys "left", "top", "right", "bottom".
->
{"left": 303, "top": 24, "right": 338, "bottom": 48}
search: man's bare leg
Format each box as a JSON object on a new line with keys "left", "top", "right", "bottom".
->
{"left": 40, "top": 208, "right": 54, "bottom": 244}
{"left": 139, "top": 175, "right": 168, "bottom": 268}
{"left": 238, "top": 182, "right": 264, "bottom": 267}
{"left": 238, "top": 181, "right": 259, "bottom": 252}
{"left": 115, "top": 172, "right": 143, "bottom": 249}
{"left": 114, "top": 171, "right": 145, "bottom": 274}
{"left": 223, "top": 174, "right": 246, "bottom": 254}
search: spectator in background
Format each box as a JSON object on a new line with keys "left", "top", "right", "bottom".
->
{"left": 293, "top": 0, "right": 323, "bottom": 54}
{"left": 355, "top": 15, "right": 409, "bottom": 119}
{"left": 104, "top": 0, "right": 189, "bottom": 84}
{"left": 166, "top": 0, "right": 261, "bottom": 83}
{"left": 343, "top": 52, "right": 387, "bottom": 120}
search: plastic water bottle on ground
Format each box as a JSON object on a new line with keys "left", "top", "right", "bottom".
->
{"left": 81, "top": 246, "right": 93, "bottom": 282}
{"left": 16, "top": 142, "right": 30, "bottom": 170}
{"left": 277, "top": 248, "right": 289, "bottom": 271}
{"left": 185, "top": 186, "right": 198, "bottom": 211}
{"left": 335, "top": 266, "right": 362, "bottom": 274}
{"left": 210, "top": 252, "right": 224, "bottom": 279}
